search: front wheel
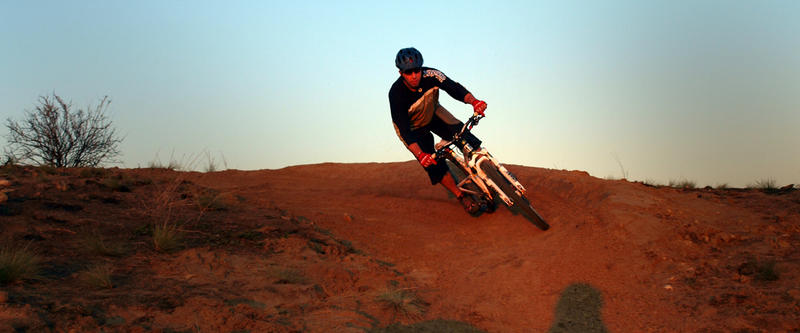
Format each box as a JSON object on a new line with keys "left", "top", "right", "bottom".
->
{"left": 480, "top": 163, "right": 550, "bottom": 230}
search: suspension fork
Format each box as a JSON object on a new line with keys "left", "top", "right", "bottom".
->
{"left": 468, "top": 150, "right": 514, "bottom": 206}
{"left": 494, "top": 161, "right": 526, "bottom": 196}
{"left": 444, "top": 149, "right": 493, "bottom": 199}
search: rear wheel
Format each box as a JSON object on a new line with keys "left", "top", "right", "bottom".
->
{"left": 480, "top": 162, "right": 550, "bottom": 230}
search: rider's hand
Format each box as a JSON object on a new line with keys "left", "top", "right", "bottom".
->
{"left": 416, "top": 151, "right": 437, "bottom": 167}
{"left": 471, "top": 99, "right": 487, "bottom": 116}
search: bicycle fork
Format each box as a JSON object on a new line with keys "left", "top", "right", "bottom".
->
{"left": 446, "top": 150, "right": 493, "bottom": 198}
{"left": 469, "top": 149, "right": 528, "bottom": 207}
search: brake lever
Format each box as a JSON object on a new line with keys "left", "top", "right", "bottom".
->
{"left": 469, "top": 114, "right": 483, "bottom": 129}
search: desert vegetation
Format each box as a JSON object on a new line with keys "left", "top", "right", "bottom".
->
{"left": 668, "top": 178, "right": 697, "bottom": 189}
{"left": 748, "top": 178, "right": 778, "bottom": 191}
{"left": 4, "top": 93, "right": 123, "bottom": 168}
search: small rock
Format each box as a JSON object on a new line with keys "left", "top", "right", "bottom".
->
{"left": 343, "top": 214, "right": 353, "bottom": 222}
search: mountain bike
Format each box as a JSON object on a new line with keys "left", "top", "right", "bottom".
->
{"left": 433, "top": 114, "right": 550, "bottom": 230}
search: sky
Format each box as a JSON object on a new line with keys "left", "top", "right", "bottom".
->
{"left": 2, "top": 0, "right": 798, "bottom": 187}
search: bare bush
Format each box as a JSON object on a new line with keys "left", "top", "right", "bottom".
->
{"left": 5, "top": 93, "right": 123, "bottom": 167}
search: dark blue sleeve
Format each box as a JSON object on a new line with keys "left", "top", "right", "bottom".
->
{"left": 424, "top": 68, "right": 470, "bottom": 102}
{"left": 389, "top": 89, "right": 420, "bottom": 146}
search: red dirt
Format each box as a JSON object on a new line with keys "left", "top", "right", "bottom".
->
{"left": 1, "top": 162, "right": 799, "bottom": 332}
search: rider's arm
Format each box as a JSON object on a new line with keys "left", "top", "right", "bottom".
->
{"left": 425, "top": 68, "right": 470, "bottom": 102}
{"left": 464, "top": 93, "right": 477, "bottom": 105}
{"left": 426, "top": 69, "right": 487, "bottom": 114}
{"left": 388, "top": 88, "right": 421, "bottom": 147}
{"left": 407, "top": 143, "right": 424, "bottom": 159}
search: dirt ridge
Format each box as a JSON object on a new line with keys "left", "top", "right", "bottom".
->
{"left": 1, "top": 162, "right": 799, "bottom": 332}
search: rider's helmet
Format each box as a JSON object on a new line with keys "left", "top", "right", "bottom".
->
{"left": 395, "top": 47, "right": 423, "bottom": 71}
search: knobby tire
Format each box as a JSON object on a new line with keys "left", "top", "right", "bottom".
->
{"left": 480, "top": 163, "right": 550, "bottom": 230}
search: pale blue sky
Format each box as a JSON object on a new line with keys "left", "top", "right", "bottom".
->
{"left": 2, "top": 1, "right": 798, "bottom": 187}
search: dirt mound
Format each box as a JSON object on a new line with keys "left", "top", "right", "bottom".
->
{"left": 1, "top": 162, "right": 799, "bottom": 332}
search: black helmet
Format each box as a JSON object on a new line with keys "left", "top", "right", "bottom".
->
{"left": 395, "top": 47, "right": 423, "bottom": 71}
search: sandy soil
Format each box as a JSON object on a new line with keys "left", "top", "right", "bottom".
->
{"left": 1, "top": 162, "right": 798, "bottom": 332}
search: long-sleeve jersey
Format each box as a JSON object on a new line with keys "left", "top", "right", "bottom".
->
{"left": 388, "top": 67, "right": 470, "bottom": 147}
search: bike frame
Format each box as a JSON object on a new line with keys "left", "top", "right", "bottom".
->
{"left": 433, "top": 115, "right": 527, "bottom": 207}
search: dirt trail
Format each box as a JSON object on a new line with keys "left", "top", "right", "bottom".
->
{"left": 1, "top": 162, "right": 798, "bottom": 332}
{"left": 188, "top": 162, "right": 800, "bottom": 332}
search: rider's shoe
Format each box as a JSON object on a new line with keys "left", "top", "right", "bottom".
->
{"left": 478, "top": 197, "right": 495, "bottom": 213}
{"left": 458, "top": 194, "right": 481, "bottom": 215}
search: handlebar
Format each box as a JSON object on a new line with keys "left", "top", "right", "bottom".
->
{"left": 431, "top": 113, "right": 484, "bottom": 160}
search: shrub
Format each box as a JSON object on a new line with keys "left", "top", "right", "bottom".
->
{"left": 5, "top": 93, "right": 123, "bottom": 167}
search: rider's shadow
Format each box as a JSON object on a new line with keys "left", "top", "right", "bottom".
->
{"left": 548, "top": 283, "right": 609, "bottom": 333}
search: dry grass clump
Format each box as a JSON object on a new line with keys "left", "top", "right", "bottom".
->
{"left": 669, "top": 178, "right": 696, "bottom": 189}
{"left": 146, "top": 153, "right": 183, "bottom": 170}
{"left": 0, "top": 244, "right": 41, "bottom": 284}
{"left": 747, "top": 178, "right": 778, "bottom": 191}
{"left": 376, "top": 286, "right": 427, "bottom": 319}
{"left": 153, "top": 222, "right": 182, "bottom": 252}
{"left": 79, "top": 264, "right": 114, "bottom": 289}
{"left": 141, "top": 171, "right": 195, "bottom": 253}
{"left": 203, "top": 150, "right": 227, "bottom": 173}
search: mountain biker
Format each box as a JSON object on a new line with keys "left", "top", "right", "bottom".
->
{"left": 388, "top": 47, "right": 488, "bottom": 215}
